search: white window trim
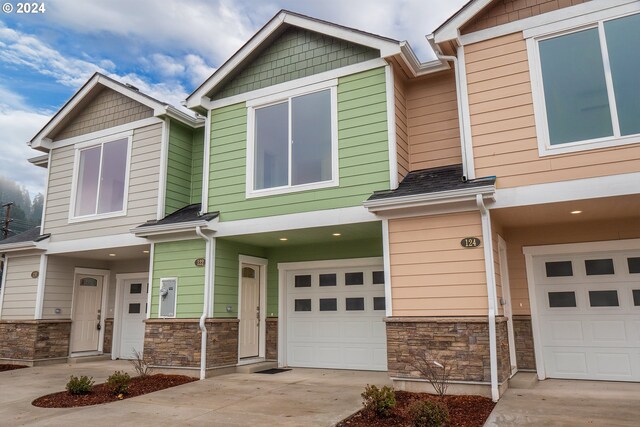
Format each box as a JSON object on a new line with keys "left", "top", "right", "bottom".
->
{"left": 527, "top": 11, "right": 640, "bottom": 157}
{"left": 68, "top": 130, "right": 133, "bottom": 223}
{"left": 158, "top": 277, "right": 178, "bottom": 319}
{"left": 245, "top": 80, "right": 339, "bottom": 199}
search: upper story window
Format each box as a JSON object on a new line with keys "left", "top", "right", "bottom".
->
{"left": 71, "top": 135, "right": 131, "bottom": 221}
{"left": 531, "top": 12, "right": 640, "bottom": 154}
{"left": 246, "top": 81, "right": 338, "bottom": 198}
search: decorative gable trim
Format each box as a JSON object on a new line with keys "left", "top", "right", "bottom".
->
{"left": 186, "top": 10, "right": 403, "bottom": 109}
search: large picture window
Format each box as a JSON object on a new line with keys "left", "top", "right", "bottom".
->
{"left": 248, "top": 84, "right": 337, "bottom": 197}
{"left": 533, "top": 12, "right": 640, "bottom": 151}
{"left": 72, "top": 137, "right": 130, "bottom": 219}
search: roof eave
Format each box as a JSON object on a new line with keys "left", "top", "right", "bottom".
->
{"left": 131, "top": 218, "right": 218, "bottom": 237}
{"left": 0, "top": 241, "right": 46, "bottom": 253}
{"left": 364, "top": 185, "right": 496, "bottom": 213}
{"left": 432, "top": 0, "right": 493, "bottom": 44}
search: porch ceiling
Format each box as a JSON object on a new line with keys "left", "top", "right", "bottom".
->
{"left": 55, "top": 244, "right": 151, "bottom": 261}
{"left": 221, "top": 221, "right": 382, "bottom": 248}
{"left": 492, "top": 194, "right": 640, "bottom": 228}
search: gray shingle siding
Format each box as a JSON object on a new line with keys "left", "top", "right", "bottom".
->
{"left": 211, "top": 27, "right": 379, "bottom": 100}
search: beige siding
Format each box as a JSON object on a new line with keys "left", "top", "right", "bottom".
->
{"left": 42, "top": 256, "right": 108, "bottom": 320}
{"left": 389, "top": 212, "right": 487, "bottom": 316}
{"left": 462, "top": 0, "right": 590, "bottom": 34}
{"left": 466, "top": 32, "right": 640, "bottom": 188}
{"left": 502, "top": 218, "right": 640, "bottom": 316}
{"left": 492, "top": 218, "right": 504, "bottom": 316}
{"left": 52, "top": 88, "right": 153, "bottom": 140}
{"left": 394, "top": 64, "right": 409, "bottom": 181}
{"left": 1, "top": 255, "right": 41, "bottom": 320}
{"left": 406, "top": 71, "right": 462, "bottom": 171}
{"left": 44, "top": 123, "right": 161, "bottom": 241}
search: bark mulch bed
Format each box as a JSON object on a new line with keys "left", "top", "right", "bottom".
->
{"left": 32, "top": 374, "right": 197, "bottom": 408}
{"left": 337, "top": 391, "right": 495, "bottom": 427}
{"left": 0, "top": 364, "right": 28, "bottom": 372}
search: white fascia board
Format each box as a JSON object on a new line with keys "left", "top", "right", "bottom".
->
{"left": 398, "top": 42, "right": 450, "bottom": 77}
{"left": 45, "top": 233, "right": 148, "bottom": 254}
{"left": 28, "top": 155, "right": 49, "bottom": 167}
{"left": 492, "top": 172, "right": 640, "bottom": 209}
{"left": 131, "top": 219, "right": 218, "bottom": 237}
{"left": 363, "top": 185, "right": 496, "bottom": 212}
{"left": 214, "top": 206, "right": 378, "bottom": 237}
{"left": 155, "top": 105, "right": 204, "bottom": 128}
{"left": 0, "top": 242, "right": 46, "bottom": 253}
{"left": 523, "top": 238, "right": 640, "bottom": 256}
{"left": 433, "top": 0, "right": 494, "bottom": 43}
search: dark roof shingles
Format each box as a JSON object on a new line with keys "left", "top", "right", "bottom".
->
{"left": 368, "top": 164, "right": 495, "bottom": 201}
{"left": 0, "top": 226, "right": 50, "bottom": 245}
{"left": 136, "top": 204, "right": 218, "bottom": 228}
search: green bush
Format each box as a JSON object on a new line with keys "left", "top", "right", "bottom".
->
{"left": 107, "top": 371, "right": 131, "bottom": 395}
{"left": 66, "top": 375, "right": 94, "bottom": 395}
{"left": 361, "top": 384, "right": 396, "bottom": 417}
{"left": 409, "top": 399, "right": 450, "bottom": 427}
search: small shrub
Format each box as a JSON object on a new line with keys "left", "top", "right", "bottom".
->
{"left": 361, "top": 384, "right": 396, "bottom": 417}
{"left": 409, "top": 400, "right": 450, "bottom": 427}
{"left": 106, "top": 371, "right": 131, "bottom": 395}
{"left": 66, "top": 375, "right": 94, "bottom": 395}
{"left": 409, "top": 350, "right": 456, "bottom": 397}
{"left": 129, "top": 349, "right": 152, "bottom": 377}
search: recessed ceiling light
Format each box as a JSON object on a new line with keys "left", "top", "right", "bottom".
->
{"left": 143, "top": 250, "right": 150, "bottom": 254}
{"left": 332, "top": 233, "right": 341, "bottom": 236}
{"left": 108, "top": 253, "right": 116, "bottom": 257}
{"left": 570, "top": 210, "right": 583, "bottom": 215}
{"left": 279, "top": 237, "right": 288, "bottom": 241}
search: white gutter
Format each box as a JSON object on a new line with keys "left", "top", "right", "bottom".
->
{"left": 364, "top": 185, "right": 495, "bottom": 212}
{"left": 476, "top": 194, "right": 499, "bottom": 402}
{"left": 195, "top": 226, "right": 215, "bottom": 380}
{"left": 131, "top": 218, "right": 218, "bottom": 237}
{"left": 200, "top": 108, "right": 212, "bottom": 216}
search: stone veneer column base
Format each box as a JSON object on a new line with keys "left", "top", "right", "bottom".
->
{"left": 385, "top": 316, "right": 511, "bottom": 398}
{"left": 144, "top": 318, "right": 239, "bottom": 377}
{"left": 513, "top": 315, "right": 536, "bottom": 371}
{"left": 265, "top": 318, "right": 278, "bottom": 361}
{"left": 103, "top": 318, "right": 114, "bottom": 355}
{"left": 0, "top": 320, "right": 72, "bottom": 365}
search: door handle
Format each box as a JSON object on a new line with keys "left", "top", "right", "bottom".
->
{"left": 96, "top": 323, "right": 101, "bottom": 331}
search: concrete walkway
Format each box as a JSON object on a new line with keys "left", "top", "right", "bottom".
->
{"left": 0, "top": 361, "right": 389, "bottom": 426}
{"left": 485, "top": 374, "right": 640, "bottom": 426}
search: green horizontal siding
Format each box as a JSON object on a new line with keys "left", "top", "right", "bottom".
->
{"left": 150, "top": 239, "right": 206, "bottom": 318}
{"left": 191, "top": 127, "right": 204, "bottom": 205}
{"left": 213, "top": 239, "right": 267, "bottom": 318}
{"left": 208, "top": 66, "right": 390, "bottom": 221}
{"left": 165, "top": 121, "right": 193, "bottom": 215}
{"left": 211, "top": 28, "right": 379, "bottom": 100}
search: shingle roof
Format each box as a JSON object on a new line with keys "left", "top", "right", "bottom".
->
{"left": 135, "top": 204, "right": 218, "bottom": 229}
{"left": 0, "top": 226, "right": 50, "bottom": 245}
{"left": 367, "top": 164, "right": 495, "bottom": 201}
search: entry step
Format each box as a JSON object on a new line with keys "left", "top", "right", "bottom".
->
{"left": 509, "top": 372, "right": 538, "bottom": 389}
{"left": 67, "top": 354, "right": 111, "bottom": 364}
{"left": 236, "top": 361, "right": 278, "bottom": 374}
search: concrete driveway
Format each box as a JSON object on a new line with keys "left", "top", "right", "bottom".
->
{"left": 0, "top": 361, "right": 389, "bottom": 426}
{"left": 485, "top": 374, "right": 640, "bottom": 426}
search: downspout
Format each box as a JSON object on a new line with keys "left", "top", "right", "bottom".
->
{"left": 434, "top": 53, "right": 469, "bottom": 181}
{"left": 476, "top": 195, "right": 499, "bottom": 402}
{"left": 195, "top": 226, "right": 214, "bottom": 380}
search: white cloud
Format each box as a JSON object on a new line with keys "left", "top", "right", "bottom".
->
{"left": 184, "top": 54, "right": 217, "bottom": 86}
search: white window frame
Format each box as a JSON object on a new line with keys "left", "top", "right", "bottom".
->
{"left": 527, "top": 10, "right": 640, "bottom": 157}
{"left": 68, "top": 130, "right": 133, "bottom": 223}
{"left": 245, "top": 79, "right": 339, "bottom": 198}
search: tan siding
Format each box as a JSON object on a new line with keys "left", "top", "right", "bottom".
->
{"left": 461, "top": 0, "right": 590, "bottom": 34}
{"left": 492, "top": 218, "right": 504, "bottom": 316}
{"left": 502, "top": 218, "right": 640, "bottom": 316}
{"left": 52, "top": 88, "right": 153, "bottom": 140}
{"left": 389, "top": 212, "right": 487, "bottom": 316}
{"left": 44, "top": 123, "right": 161, "bottom": 241}
{"left": 405, "top": 71, "right": 462, "bottom": 171}
{"left": 394, "top": 64, "right": 409, "bottom": 181}
{"left": 466, "top": 33, "right": 640, "bottom": 188}
{"left": 1, "top": 255, "right": 41, "bottom": 320}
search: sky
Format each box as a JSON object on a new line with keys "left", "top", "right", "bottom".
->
{"left": 0, "top": 0, "right": 467, "bottom": 197}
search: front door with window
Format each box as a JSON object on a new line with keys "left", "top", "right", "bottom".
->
{"left": 71, "top": 275, "right": 104, "bottom": 353}
{"left": 239, "top": 265, "right": 260, "bottom": 358}
{"left": 119, "top": 279, "right": 148, "bottom": 359}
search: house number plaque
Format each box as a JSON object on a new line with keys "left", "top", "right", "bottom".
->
{"left": 194, "top": 258, "right": 206, "bottom": 267}
{"left": 31, "top": 271, "right": 39, "bottom": 279}
{"left": 460, "top": 237, "right": 481, "bottom": 248}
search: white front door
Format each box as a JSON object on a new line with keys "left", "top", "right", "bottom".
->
{"left": 239, "top": 265, "right": 260, "bottom": 358}
{"left": 286, "top": 263, "right": 387, "bottom": 371}
{"left": 71, "top": 275, "right": 104, "bottom": 353}
{"left": 533, "top": 249, "right": 640, "bottom": 381}
{"left": 119, "top": 279, "right": 149, "bottom": 359}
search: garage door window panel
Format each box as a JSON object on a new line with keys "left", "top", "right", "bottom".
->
{"left": 632, "top": 290, "right": 640, "bottom": 306}
{"left": 585, "top": 259, "right": 615, "bottom": 275}
{"left": 295, "top": 299, "right": 311, "bottom": 312}
{"left": 294, "top": 275, "right": 312, "bottom": 288}
{"left": 588, "top": 290, "right": 619, "bottom": 307}
{"left": 319, "top": 274, "right": 337, "bottom": 287}
{"left": 345, "top": 272, "right": 364, "bottom": 286}
{"left": 346, "top": 297, "right": 365, "bottom": 311}
{"left": 545, "top": 261, "right": 573, "bottom": 277}
{"left": 548, "top": 291, "right": 577, "bottom": 308}
{"left": 627, "top": 257, "right": 640, "bottom": 274}
{"left": 319, "top": 298, "right": 337, "bottom": 311}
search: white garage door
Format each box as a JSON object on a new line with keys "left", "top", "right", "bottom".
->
{"left": 286, "top": 262, "right": 387, "bottom": 371}
{"left": 533, "top": 250, "right": 640, "bottom": 381}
